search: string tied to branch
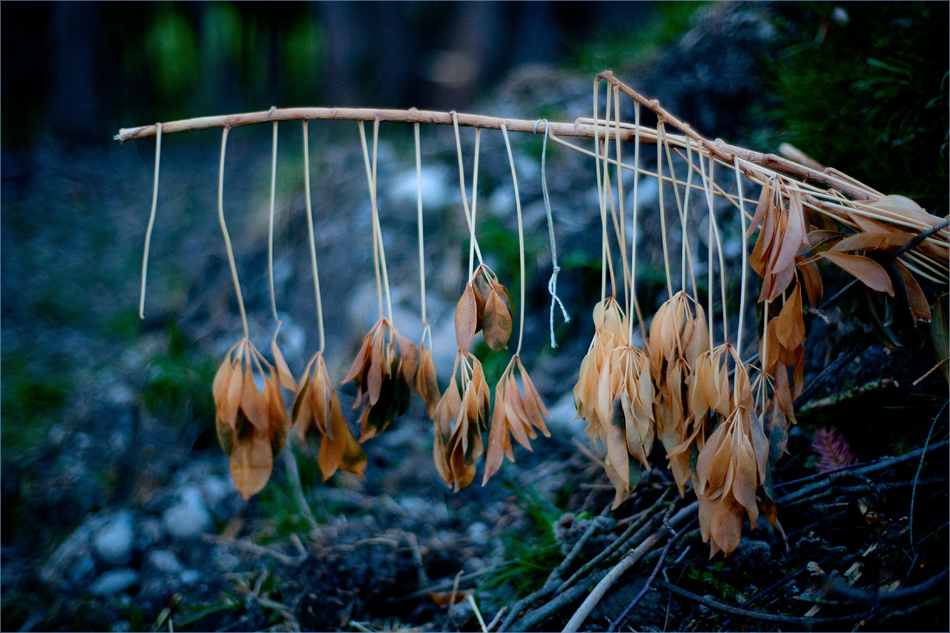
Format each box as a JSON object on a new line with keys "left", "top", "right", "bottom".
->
{"left": 534, "top": 119, "right": 571, "bottom": 348}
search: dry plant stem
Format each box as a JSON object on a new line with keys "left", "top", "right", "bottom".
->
{"left": 593, "top": 78, "right": 608, "bottom": 302}
{"left": 139, "top": 122, "right": 162, "bottom": 319}
{"left": 562, "top": 502, "right": 696, "bottom": 633}
{"left": 302, "top": 121, "right": 326, "bottom": 352}
{"left": 451, "top": 111, "right": 485, "bottom": 268}
{"left": 909, "top": 400, "right": 948, "bottom": 554}
{"left": 216, "top": 127, "right": 249, "bottom": 339}
{"left": 661, "top": 127, "right": 698, "bottom": 296}
{"left": 656, "top": 122, "right": 673, "bottom": 301}
{"left": 268, "top": 121, "right": 280, "bottom": 323}
{"left": 414, "top": 123, "right": 428, "bottom": 329}
{"left": 469, "top": 129, "right": 483, "bottom": 279}
{"left": 733, "top": 156, "right": 749, "bottom": 355}
{"left": 613, "top": 86, "right": 628, "bottom": 317}
{"left": 280, "top": 449, "right": 319, "bottom": 533}
{"left": 700, "top": 157, "right": 729, "bottom": 341}
{"left": 372, "top": 119, "right": 394, "bottom": 322}
{"left": 357, "top": 122, "right": 384, "bottom": 316}
{"left": 501, "top": 123, "right": 526, "bottom": 356}
{"left": 655, "top": 581, "right": 873, "bottom": 626}
{"left": 628, "top": 103, "right": 641, "bottom": 342}
{"left": 603, "top": 139, "right": 630, "bottom": 308}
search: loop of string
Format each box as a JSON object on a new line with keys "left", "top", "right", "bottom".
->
{"left": 535, "top": 119, "right": 570, "bottom": 348}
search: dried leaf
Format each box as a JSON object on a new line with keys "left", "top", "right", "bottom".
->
{"left": 895, "top": 262, "right": 931, "bottom": 324}
{"left": 230, "top": 433, "right": 274, "bottom": 500}
{"left": 455, "top": 284, "right": 478, "bottom": 351}
{"left": 483, "top": 290, "right": 513, "bottom": 351}
{"left": 820, "top": 252, "right": 895, "bottom": 296}
{"left": 416, "top": 345, "right": 441, "bottom": 419}
{"left": 342, "top": 334, "right": 372, "bottom": 385}
{"left": 271, "top": 329, "right": 298, "bottom": 392}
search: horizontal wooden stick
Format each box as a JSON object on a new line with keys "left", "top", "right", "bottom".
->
{"left": 115, "top": 107, "right": 656, "bottom": 144}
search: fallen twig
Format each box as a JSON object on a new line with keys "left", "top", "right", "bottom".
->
{"left": 777, "top": 439, "right": 950, "bottom": 505}
{"left": 656, "top": 580, "right": 873, "bottom": 626}
{"left": 823, "top": 567, "right": 949, "bottom": 603}
{"left": 561, "top": 502, "right": 697, "bottom": 632}
{"left": 513, "top": 571, "right": 609, "bottom": 632}
{"left": 607, "top": 517, "right": 698, "bottom": 632}
{"left": 793, "top": 334, "right": 872, "bottom": 409}
{"left": 910, "top": 401, "right": 948, "bottom": 553}
{"left": 496, "top": 492, "right": 671, "bottom": 633}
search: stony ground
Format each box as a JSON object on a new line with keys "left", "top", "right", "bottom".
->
{"left": 3, "top": 4, "right": 947, "bottom": 632}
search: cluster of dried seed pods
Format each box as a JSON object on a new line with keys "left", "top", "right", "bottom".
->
{"left": 454, "top": 264, "right": 515, "bottom": 353}
{"left": 573, "top": 297, "right": 656, "bottom": 508}
{"left": 213, "top": 337, "right": 296, "bottom": 499}
{"left": 649, "top": 291, "right": 709, "bottom": 495}
{"left": 293, "top": 350, "right": 367, "bottom": 481}
{"left": 688, "top": 345, "right": 781, "bottom": 557}
{"left": 342, "top": 317, "right": 421, "bottom": 443}
{"left": 426, "top": 264, "right": 551, "bottom": 491}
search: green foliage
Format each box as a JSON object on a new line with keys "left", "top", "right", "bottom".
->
{"left": 765, "top": 2, "right": 949, "bottom": 215}
{"left": 1, "top": 350, "right": 73, "bottom": 462}
{"left": 141, "top": 325, "right": 217, "bottom": 422}
{"left": 481, "top": 482, "right": 561, "bottom": 602}
{"left": 569, "top": 2, "right": 710, "bottom": 74}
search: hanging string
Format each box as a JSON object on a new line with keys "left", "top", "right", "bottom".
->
{"left": 139, "top": 122, "right": 162, "bottom": 319}
{"left": 534, "top": 119, "right": 571, "bottom": 348}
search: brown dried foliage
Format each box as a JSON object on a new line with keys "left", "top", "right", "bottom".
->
{"left": 293, "top": 351, "right": 367, "bottom": 481}
{"left": 342, "top": 316, "right": 420, "bottom": 442}
{"left": 454, "top": 264, "right": 514, "bottom": 353}
{"left": 483, "top": 356, "right": 551, "bottom": 485}
{"left": 213, "top": 338, "right": 294, "bottom": 500}
{"left": 433, "top": 351, "right": 491, "bottom": 491}
{"left": 573, "top": 298, "right": 656, "bottom": 508}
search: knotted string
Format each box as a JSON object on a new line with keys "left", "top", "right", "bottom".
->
{"left": 535, "top": 119, "right": 570, "bottom": 347}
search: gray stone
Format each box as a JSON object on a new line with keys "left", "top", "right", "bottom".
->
{"left": 66, "top": 553, "right": 97, "bottom": 585}
{"left": 179, "top": 569, "right": 201, "bottom": 585}
{"left": 89, "top": 568, "right": 139, "bottom": 595}
{"left": 163, "top": 486, "right": 213, "bottom": 539}
{"left": 145, "top": 550, "right": 185, "bottom": 575}
{"left": 94, "top": 510, "right": 136, "bottom": 566}
{"left": 467, "top": 522, "right": 490, "bottom": 546}
{"left": 134, "top": 516, "right": 164, "bottom": 552}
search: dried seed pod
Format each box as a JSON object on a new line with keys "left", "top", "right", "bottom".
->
{"left": 294, "top": 351, "right": 367, "bottom": 481}
{"left": 483, "top": 357, "right": 551, "bottom": 485}
{"left": 415, "top": 343, "right": 441, "bottom": 419}
{"left": 213, "top": 338, "right": 292, "bottom": 499}
{"left": 342, "top": 316, "right": 420, "bottom": 442}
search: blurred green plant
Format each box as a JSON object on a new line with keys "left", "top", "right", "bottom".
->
{"left": 569, "top": 2, "right": 710, "bottom": 74}
{"left": 764, "top": 2, "right": 949, "bottom": 215}
{"left": 481, "top": 482, "right": 561, "bottom": 602}
{"left": 141, "top": 324, "right": 217, "bottom": 422}
{"left": 1, "top": 350, "right": 73, "bottom": 462}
